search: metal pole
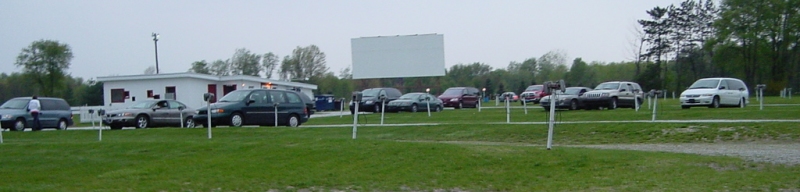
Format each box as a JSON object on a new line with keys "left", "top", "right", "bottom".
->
{"left": 546, "top": 94, "right": 556, "bottom": 150}
{"left": 523, "top": 97, "right": 528, "bottom": 114}
{"left": 180, "top": 111, "right": 184, "bottom": 128}
{"left": 340, "top": 98, "right": 344, "bottom": 118}
{"left": 0, "top": 126, "right": 3, "bottom": 143}
{"left": 647, "top": 95, "right": 652, "bottom": 109}
{"left": 478, "top": 93, "right": 482, "bottom": 112}
{"left": 426, "top": 99, "right": 431, "bottom": 117}
{"left": 380, "top": 100, "right": 385, "bottom": 125}
{"left": 651, "top": 95, "right": 658, "bottom": 122}
{"left": 99, "top": 115, "right": 103, "bottom": 141}
{"left": 672, "top": 92, "right": 675, "bottom": 99}
{"left": 207, "top": 101, "right": 212, "bottom": 139}
{"left": 505, "top": 96, "right": 510, "bottom": 123}
{"left": 152, "top": 33, "right": 160, "bottom": 74}
{"left": 635, "top": 94, "right": 640, "bottom": 112}
{"left": 274, "top": 103, "right": 279, "bottom": 127}
{"left": 352, "top": 103, "right": 359, "bottom": 139}
{"left": 760, "top": 89, "right": 764, "bottom": 110}
{"left": 496, "top": 95, "right": 499, "bottom": 106}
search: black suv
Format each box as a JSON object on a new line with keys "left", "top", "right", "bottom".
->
{"left": 349, "top": 87, "right": 403, "bottom": 114}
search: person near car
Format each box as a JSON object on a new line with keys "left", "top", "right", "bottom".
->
{"left": 27, "top": 95, "right": 42, "bottom": 131}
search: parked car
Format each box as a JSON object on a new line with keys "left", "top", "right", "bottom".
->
{"left": 349, "top": 87, "right": 403, "bottom": 114}
{"left": 103, "top": 99, "right": 196, "bottom": 129}
{"left": 679, "top": 77, "right": 749, "bottom": 109}
{"left": 387, "top": 93, "right": 443, "bottom": 112}
{"left": 580, "top": 81, "right": 643, "bottom": 110}
{"left": 297, "top": 91, "right": 315, "bottom": 118}
{"left": 0, "top": 97, "right": 74, "bottom": 131}
{"left": 438, "top": 87, "right": 480, "bottom": 109}
{"left": 540, "top": 87, "right": 592, "bottom": 110}
{"left": 498, "top": 92, "right": 519, "bottom": 102}
{"left": 194, "top": 89, "right": 310, "bottom": 127}
{"left": 521, "top": 85, "right": 548, "bottom": 104}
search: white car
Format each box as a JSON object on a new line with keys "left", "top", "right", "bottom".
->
{"left": 680, "top": 77, "right": 749, "bottom": 109}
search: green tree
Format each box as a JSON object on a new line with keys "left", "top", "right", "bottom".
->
{"left": 262, "top": 52, "right": 279, "bottom": 79}
{"left": 189, "top": 60, "right": 211, "bottom": 74}
{"left": 230, "top": 48, "right": 262, "bottom": 76}
{"left": 565, "top": 58, "right": 593, "bottom": 87}
{"left": 209, "top": 59, "right": 230, "bottom": 76}
{"left": 15, "top": 40, "right": 73, "bottom": 96}
{"left": 279, "top": 45, "right": 329, "bottom": 81}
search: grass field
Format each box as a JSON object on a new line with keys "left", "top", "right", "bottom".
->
{"left": 1, "top": 97, "right": 798, "bottom": 191}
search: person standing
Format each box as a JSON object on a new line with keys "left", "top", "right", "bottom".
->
{"left": 28, "top": 95, "right": 42, "bottom": 131}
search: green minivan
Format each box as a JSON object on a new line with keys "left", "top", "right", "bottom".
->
{"left": 193, "top": 89, "right": 310, "bottom": 127}
{"left": 0, "top": 97, "right": 74, "bottom": 131}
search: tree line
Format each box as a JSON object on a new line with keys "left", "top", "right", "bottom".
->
{"left": 2, "top": 0, "right": 797, "bottom": 105}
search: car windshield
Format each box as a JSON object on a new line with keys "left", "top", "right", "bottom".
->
{"left": 525, "top": 85, "right": 543, "bottom": 91}
{"left": 0, "top": 99, "right": 29, "bottom": 109}
{"left": 127, "top": 101, "right": 157, "bottom": 109}
{"left": 218, "top": 90, "right": 251, "bottom": 102}
{"left": 361, "top": 89, "right": 381, "bottom": 97}
{"left": 594, "top": 83, "right": 620, "bottom": 90}
{"left": 563, "top": 88, "right": 583, "bottom": 95}
{"left": 688, "top": 79, "right": 720, "bottom": 89}
{"left": 441, "top": 88, "right": 464, "bottom": 96}
{"left": 398, "top": 93, "right": 423, "bottom": 100}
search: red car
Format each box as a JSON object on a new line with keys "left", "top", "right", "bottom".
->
{"left": 520, "top": 85, "right": 549, "bottom": 104}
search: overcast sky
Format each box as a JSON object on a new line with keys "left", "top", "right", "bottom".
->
{"left": 1, "top": 0, "right": 684, "bottom": 80}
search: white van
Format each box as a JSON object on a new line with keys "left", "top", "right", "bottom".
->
{"left": 679, "top": 77, "right": 749, "bottom": 109}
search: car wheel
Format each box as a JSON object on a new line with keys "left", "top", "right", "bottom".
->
{"left": 12, "top": 118, "right": 26, "bottom": 131}
{"left": 457, "top": 102, "right": 463, "bottom": 109}
{"left": 286, "top": 114, "right": 300, "bottom": 127}
{"left": 739, "top": 98, "right": 746, "bottom": 108}
{"left": 184, "top": 117, "right": 195, "bottom": 128}
{"left": 230, "top": 113, "right": 243, "bottom": 127}
{"left": 411, "top": 104, "right": 418, "bottom": 113}
{"left": 436, "top": 105, "right": 443, "bottom": 112}
{"left": 135, "top": 115, "right": 149, "bottom": 129}
{"left": 110, "top": 125, "right": 123, "bottom": 130}
{"left": 374, "top": 105, "right": 381, "bottom": 113}
{"left": 350, "top": 110, "right": 355, "bottom": 115}
{"left": 681, "top": 105, "right": 690, "bottom": 109}
{"left": 608, "top": 97, "right": 618, "bottom": 110}
{"left": 57, "top": 119, "right": 68, "bottom": 130}
{"left": 569, "top": 100, "right": 578, "bottom": 110}
{"left": 709, "top": 96, "right": 720, "bottom": 108}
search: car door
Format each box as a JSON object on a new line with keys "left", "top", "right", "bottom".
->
{"left": 726, "top": 79, "right": 746, "bottom": 104}
{"left": 38, "top": 99, "right": 58, "bottom": 127}
{"left": 151, "top": 100, "right": 173, "bottom": 125}
{"left": 166, "top": 100, "right": 185, "bottom": 125}
{"left": 717, "top": 80, "right": 733, "bottom": 105}
{"left": 282, "top": 92, "right": 306, "bottom": 124}
{"left": 464, "top": 88, "right": 478, "bottom": 107}
{"left": 619, "top": 83, "right": 635, "bottom": 106}
{"left": 243, "top": 90, "right": 269, "bottom": 125}
{"left": 267, "top": 90, "right": 287, "bottom": 126}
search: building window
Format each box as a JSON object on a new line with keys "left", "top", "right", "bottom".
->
{"left": 147, "top": 90, "right": 154, "bottom": 98}
{"left": 165, "top": 86, "right": 176, "bottom": 100}
{"left": 111, "top": 89, "right": 126, "bottom": 103}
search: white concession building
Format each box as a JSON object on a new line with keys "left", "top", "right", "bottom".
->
{"left": 97, "top": 72, "right": 317, "bottom": 109}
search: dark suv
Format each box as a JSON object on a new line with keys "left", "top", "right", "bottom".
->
{"left": 438, "top": 87, "right": 480, "bottom": 109}
{"left": 1, "top": 97, "right": 74, "bottom": 131}
{"left": 193, "top": 89, "right": 310, "bottom": 127}
{"left": 349, "top": 87, "right": 403, "bottom": 114}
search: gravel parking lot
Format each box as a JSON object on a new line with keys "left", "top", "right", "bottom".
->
{"left": 574, "top": 143, "right": 800, "bottom": 165}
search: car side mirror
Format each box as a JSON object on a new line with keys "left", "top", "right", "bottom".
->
{"left": 719, "top": 86, "right": 726, "bottom": 90}
{"left": 620, "top": 89, "right": 627, "bottom": 92}
{"left": 247, "top": 99, "right": 255, "bottom": 104}
{"left": 419, "top": 99, "right": 425, "bottom": 102}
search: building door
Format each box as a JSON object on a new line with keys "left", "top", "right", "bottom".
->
{"left": 207, "top": 84, "right": 217, "bottom": 103}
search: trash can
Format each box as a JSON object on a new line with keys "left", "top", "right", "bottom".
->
{"left": 314, "top": 94, "right": 335, "bottom": 111}
{"left": 333, "top": 98, "right": 343, "bottom": 111}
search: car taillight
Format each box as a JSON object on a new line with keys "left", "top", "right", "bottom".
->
{"left": 304, "top": 107, "right": 308, "bottom": 115}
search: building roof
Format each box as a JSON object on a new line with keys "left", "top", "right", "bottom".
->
{"left": 96, "top": 72, "right": 317, "bottom": 90}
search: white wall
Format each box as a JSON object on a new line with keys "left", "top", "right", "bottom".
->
{"left": 104, "top": 77, "right": 217, "bottom": 109}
